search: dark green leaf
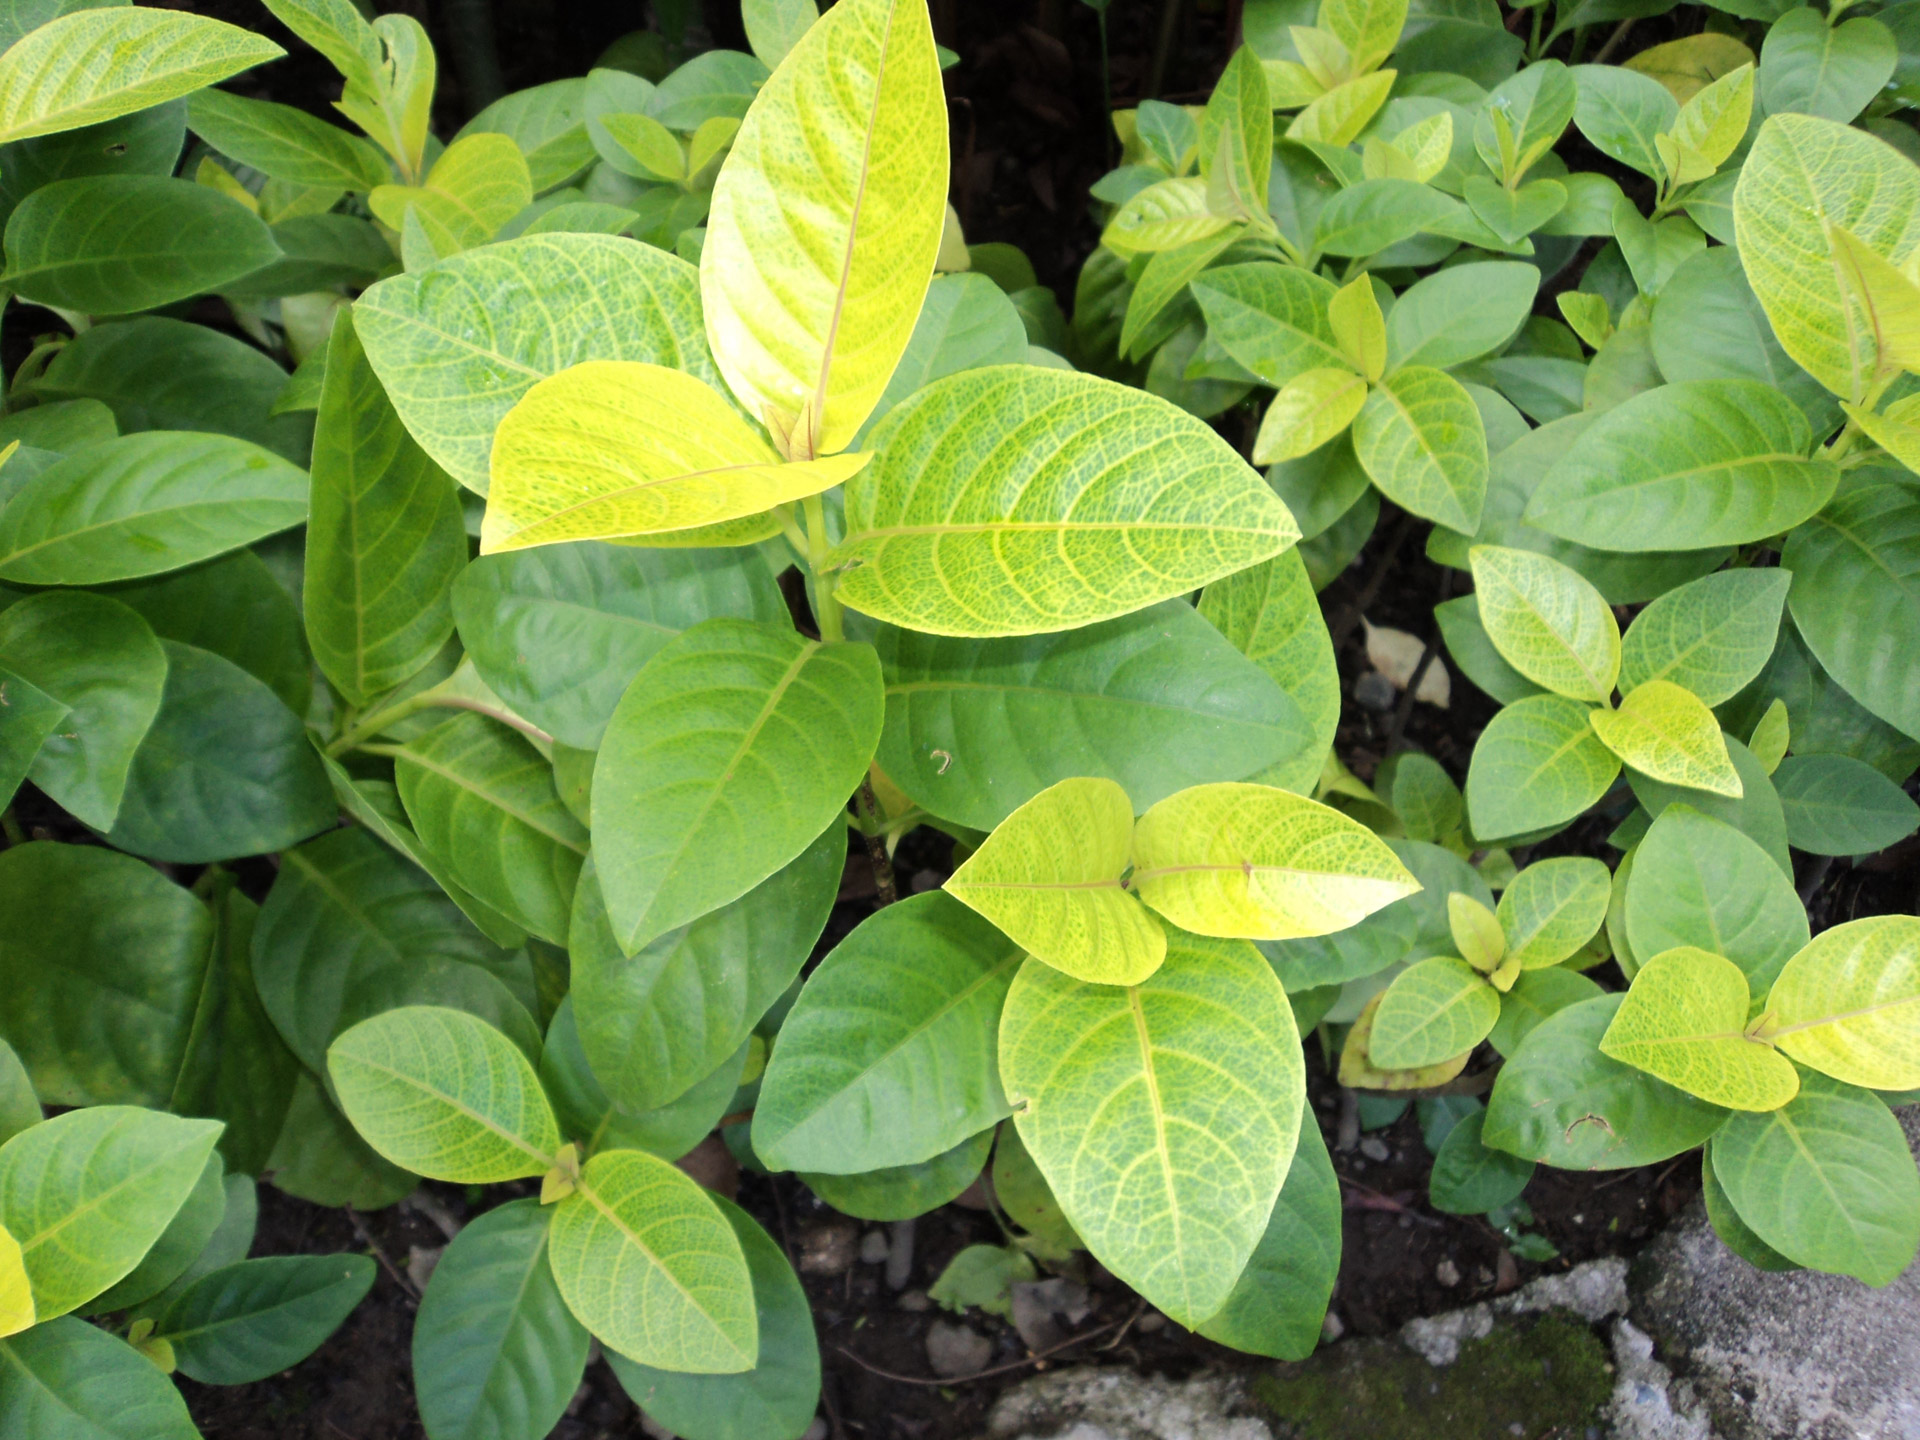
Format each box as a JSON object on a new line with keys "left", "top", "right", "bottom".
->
{"left": 1773, "top": 754, "right": 1920, "bottom": 855}
{"left": 0, "top": 663, "right": 66, "bottom": 810}
{"left": 109, "top": 547, "right": 310, "bottom": 716}
{"left": 799, "top": 1128, "right": 995, "bottom": 1221}
{"left": 1428, "top": 1110, "right": 1534, "bottom": 1214}
{"left": 1758, "top": 8, "right": 1896, "bottom": 124}
{"left": 539, "top": 997, "right": 744, "bottom": 1160}
{"left": 0, "top": 1317, "right": 198, "bottom": 1440}
{"left": 158, "top": 1254, "right": 375, "bottom": 1384}
{"left": 1628, "top": 736, "right": 1791, "bottom": 876}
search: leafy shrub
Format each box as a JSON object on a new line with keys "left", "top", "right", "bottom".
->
{"left": 0, "top": 0, "right": 1918, "bottom": 1433}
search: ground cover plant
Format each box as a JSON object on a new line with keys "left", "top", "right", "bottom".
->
{"left": 0, "top": 0, "right": 1916, "bottom": 1434}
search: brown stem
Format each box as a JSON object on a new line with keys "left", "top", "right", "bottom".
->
{"left": 855, "top": 779, "right": 899, "bottom": 906}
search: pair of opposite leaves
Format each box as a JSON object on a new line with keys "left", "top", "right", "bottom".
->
{"left": 1599, "top": 915, "right": 1920, "bottom": 1112}
{"left": 943, "top": 777, "right": 1421, "bottom": 987}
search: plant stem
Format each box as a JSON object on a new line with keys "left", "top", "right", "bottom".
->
{"left": 801, "top": 494, "right": 845, "bottom": 642}
{"left": 1147, "top": 0, "right": 1182, "bottom": 98}
{"left": 325, "top": 692, "right": 438, "bottom": 756}
{"left": 1527, "top": 4, "right": 1544, "bottom": 60}
{"left": 854, "top": 778, "right": 899, "bottom": 906}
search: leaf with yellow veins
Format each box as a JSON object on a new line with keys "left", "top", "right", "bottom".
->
{"left": 1497, "top": 856, "right": 1610, "bottom": 969}
{"left": 1102, "top": 176, "right": 1234, "bottom": 256}
{"left": 1371, "top": 957, "right": 1500, "bottom": 1069}
{"left": 1338, "top": 991, "right": 1471, "bottom": 1090}
{"left": 1328, "top": 275, "right": 1385, "bottom": 381}
{"left": 946, "top": 778, "right": 1166, "bottom": 986}
{"left": 1590, "top": 680, "right": 1742, "bottom": 797}
{"left": 1826, "top": 223, "right": 1920, "bottom": 380}
{"left": 1669, "top": 63, "right": 1753, "bottom": 179}
{"left": 0, "top": 1220, "right": 31, "bottom": 1338}
{"left": 370, "top": 133, "right": 531, "bottom": 258}
{"left": 1765, "top": 916, "right": 1920, "bottom": 1090}
{"left": 1286, "top": 70, "right": 1394, "bottom": 146}
{"left": 701, "top": 0, "right": 948, "bottom": 458}
{"left": 1469, "top": 545, "right": 1620, "bottom": 703}
{"left": 482, "top": 361, "right": 868, "bottom": 553}
{"left": 1130, "top": 782, "right": 1419, "bottom": 941}
{"left": 1253, "top": 368, "right": 1367, "bottom": 464}
{"left": 1394, "top": 111, "right": 1454, "bottom": 182}
{"left": 1846, "top": 394, "right": 1920, "bottom": 476}
{"left": 1600, "top": 946, "right": 1799, "bottom": 1111}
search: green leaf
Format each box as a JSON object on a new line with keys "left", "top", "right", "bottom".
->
{"left": 1711, "top": 1071, "right": 1919, "bottom": 1284}
{"left": 1758, "top": 8, "right": 1895, "bottom": 125}
{"left": 0, "top": 665, "right": 64, "bottom": 813}
{"left": 1569, "top": 63, "right": 1676, "bottom": 179}
{"left": 1600, "top": 946, "right": 1799, "bottom": 1109}
{"left": 742, "top": 0, "right": 819, "bottom": 68}
{"left": 1469, "top": 544, "right": 1620, "bottom": 702}
{"left": 1352, "top": 365, "right": 1488, "bottom": 531}
{"left": 1374, "top": 751, "right": 1463, "bottom": 844}
{"left": 412, "top": 1198, "right": 590, "bottom": 1440}
{"left": 110, "top": 547, "right": 309, "bottom": 716}
{"left": 547, "top": 1148, "right": 758, "bottom": 1373}
{"left": 593, "top": 619, "right": 882, "bottom": 954}
{"left": 1384, "top": 261, "right": 1538, "bottom": 371}
{"left": 1322, "top": 0, "right": 1407, "bottom": 74}
{"left": 799, "top": 1128, "right": 994, "bottom": 1221}
{"left": 1312, "top": 176, "right": 1463, "bottom": 258}
{"left": 1592, "top": 680, "right": 1743, "bottom": 797}
{"left": 947, "top": 778, "right": 1165, "bottom": 985}
{"left": 105, "top": 640, "right": 333, "bottom": 863}
{"left": 354, "top": 232, "right": 723, "bottom": 494}
{"left": 1767, "top": 916, "right": 1920, "bottom": 1092}
{"left": 1773, "top": 754, "right": 1920, "bottom": 855}
{"left": 0, "top": 1041, "right": 37, "bottom": 1149}
{"left": 833, "top": 365, "right": 1297, "bottom": 636}
{"left": 0, "top": 841, "right": 211, "bottom": 1107}
{"left": 991, "top": 1123, "right": 1078, "bottom": 1252}
{"left": 454, "top": 543, "right": 785, "bottom": 752}
{"left": 876, "top": 598, "right": 1316, "bottom": 829}
{"left": 1733, "top": 114, "right": 1920, "bottom": 404}
{"left": 369, "top": 132, "right": 530, "bottom": 258}
{"left": 1483, "top": 995, "right": 1730, "bottom": 1168}
{"left": 1618, "top": 568, "right": 1790, "bottom": 706}
{"left": 1463, "top": 176, "right": 1566, "bottom": 247}
{"left": 0, "top": 1316, "right": 199, "bottom": 1440}
{"left": 1488, "top": 966, "right": 1604, "bottom": 1058}
{"left": 1781, "top": 482, "right": 1920, "bottom": 742}
{"left": 701, "top": 0, "right": 945, "bottom": 457}
{"left": 155, "top": 1254, "right": 374, "bottom": 1384}
{"left": 543, "top": 998, "right": 742, "bottom": 1163}
{"left": 83, "top": 1150, "right": 223, "bottom": 1315}
{"left": 1626, "top": 805, "right": 1806, "bottom": 1000}
{"left": 1525, "top": 381, "right": 1837, "bottom": 551}
{"left": 266, "top": 1070, "right": 416, "bottom": 1211}
{"left": 1103, "top": 175, "right": 1232, "bottom": 255}
{"left": 754, "top": 891, "right": 1019, "bottom": 1173}
{"left": 1465, "top": 693, "right": 1622, "bottom": 841}
{"left": 1190, "top": 262, "right": 1346, "bottom": 388}
{"left": 458, "top": 78, "right": 594, "bottom": 192}
{"left": 1435, "top": 594, "right": 1543, "bottom": 705}
{"left": 1497, "top": 857, "right": 1610, "bottom": 969}
{"left": 396, "top": 713, "right": 588, "bottom": 945}
{"left": 187, "top": 86, "right": 389, "bottom": 190}
{"left": 480, "top": 361, "right": 865, "bottom": 551}
{"left": 253, "top": 828, "right": 537, "bottom": 1077}
{"left": 1476, "top": 60, "right": 1577, "bottom": 179}
{"left": 1339, "top": 990, "right": 1471, "bottom": 1091}
{"left": 306, "top": 307, "right": 466, "bottom": 707}
{"left": 1370, "top": 957, "right": 1501, "bottom": 1069}
{"left": 0, "top": 1106, "right": 221, "bottom": 1320}
{"left": 1131, "top": 782, "right": 1419, "bottom": 941}
{"left": 1195, "top": 1116, "right": 1339, "bottom": 1359}
{"left": 1748, "top": 696, "right": 1791, "bottom": 773}
{"left": 1701, "top": 1140, "right": 1800, "bottom": 1272}
{"left": 569, "top": 829, "right": 839, "bottom": 1112}
{"left": 328, "top": 1005, "right": 561, "bottom": 1182}
{"left": 1254, "top": 368, "right": 1369, "bottom": 464}
{"left": 927, "top": 1241, "right": 1035, "bottom": 1316}
{"left": 1724, "top": 620, "right": 1920, "bottom": 782}
{"left": 1630, "top": 735, "right": 1791, "bottom": 875}
{"left": 858, "top": 271, "right": 1030, "bottom": 441}
{"left": 999, "top": 930, "right": 1304, "bottom": 1326}
{"left": 1428, "top": 1110, "right": 1534, "bottom": 1214}
{"left": 0, "top": 7, "right": 281, "bottom": 143}
{"left": 3, "top": 174, "right": 279, "bottom": 313}
{"left": 0, "top": 432, "right": 306, "bottom": 585}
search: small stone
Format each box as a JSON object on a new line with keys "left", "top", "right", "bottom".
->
{"left": 926, "top": 1319, "right": 992, "bottom": 1378}
{"left": 1476, "top": 1265, "right": 1496, "bottom": 1286}
{"left": 910, "top": 868, "right": 944, "bottom": 893}
{"left": 1354, "top": 670, "right": 1398, "bottom": 713}
{"left": 858, "top": 1230, "right": 890, "bottom": 1265}
{"left": 406, "top": 1244, "right": 443, "bottom": 1291}
{"left": 1436, "top": 1259, "right": 1462, "bottom": 1288}
{"left": 800, "top": 1421, "right": 828, "bottom": 1440}
{"left": 673, "top": 1134, "right": 739, "bottom": 1199}
{"left": 897, "top": 1289, "right": 932, "bottom": 1312}
{"left": 1495, "top": 1249, "right": 1521, "bottom": 1293}
{"left": 1358, "top": 1137, "right": 1391, "bottom": 1162}
{"left": 796, "top": 1220, "right": 860, "bottom": 1275}
{"left": 1510, "top": 1424, "right": 1527, "bottom": 1436}
{"left": 885, "top": 1217, "right": 917, "bottom": 1290}
{"left": 1136, "top": 1310, "right": 1167, "bottom": 1334}
{"left": 1010, "top": 1277, "right": 1093, "bottom": 1351}
{"left": 1320, "top": 1310, "right": 1345, "bottom": 1342}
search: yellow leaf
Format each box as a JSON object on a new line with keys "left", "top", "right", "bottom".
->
{"left": 1448, "top": 892, "right": 1505, "bottom": 972}
{"left": 1338, "top": 991, "right": 1471, "bottom": 1090}
{"left": 369, "top": 132, "right": 531, "bottom": 257}
{"left": 1101, "top": 175, "right": 1233, "bottom": 256}
{"left": 701, "top": 0, "right": 947, "bottom": 458}
{"left": 1624, "top": 33, "right": 1756, "bottom": 103}
{"left": 1130, "top": 782, "right": 1420, "bottom": 941}
{"left": 1668, "top": 62, "right": 1753, "bottom": 178}
{"left": 1291, "top": 26, "right": 1353, "bottom": 91}
{"left": 1766, "top": 915, "right": 1920, "bottom": 1090}
{"left": 0, "top": 1220, "right": 32, "bottom": 1339}
{"left": 1601, "top": 946, "right": 1798, "bottom": 1111}
{"left": 1394, "top": 111, "right": 1453, "bottom": 182}
{"left": 194, "top": 156, "right": 258, "bottom": 212}
{"left": 1252, "top": 367, "right": 1367, "bottom": 464}
{"left": 1286, "top": 70, "right": 1394, "bottom": 147}
{"left": 1844, "top": 394, "right": 1920, "bottom": 476}
{"left": 1826, "top": 222, "right": 1920, "bottom": 380}
{"left": 1327, "top": 274, "right": 1386, "bottom": 381}
{"left": 1589, "top": 680, "right": 1743, "bottom": 797}
{"left": 482, "top": 360, "right": 868, "bottom": 553}
{"left": 945, "top": 777, "right": 1166, "bottom": 987}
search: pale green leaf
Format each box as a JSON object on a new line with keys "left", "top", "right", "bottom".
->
{"left": 1287, "top": 71, "right": 1394, "bottom": 146}
{"left": 999, "top": 930, "right": 1304, "bottom": 1326}
{"left": 1352, "top": 365, "right": 1487, "bottom": 531}
{"left": 1748, "top": 697, "right": 1790, "bottom": 773}
{"left": 1591, "top": 680, "right": 1743, "bottom": 797}
{"left": 1670, "top": 62, "right": 1752, "bottom": 176}
{"left": 1488, "top": 965, "right": 1604, "bottom": 1058}
{"left": 1464, "top": 693, "right": 1622, "bottom": 842}
{"left": 1385, "top": 261, "right": 1538, "bottom": 371}
{"left": 800, "top": 1129, "right": 993, "bottom": 1222}
{"left": 1767, "top": 916, "right": 1920, "bottom": 1091}
{"left": 1497, "top": 856, "right": 1610, "bottom": 969}
{"left": 1570, "top": 63, "right": 1676, "bottom": 180}
{"left": 1469, "top": 544, "right": 1620, "bottom": 702}
{"left": 1253, "top": 368, "right": 1368, "bottom": 465}
{"left": 1190, "top": 262, "right": 1345, "bottom": 389}
{"left": 1102, "top": 175, "right": 1233, "bottom": 255}
{"left": 187, "top": 86, "right": 389, "bottom": 190}
{"left": 369, "top": 132, "right": 530, "bottom": 258}
{"left": 1370, "top": 956, "right": 1500, "bottom": 1069}
{"left": 1600, "top": 946, "right": 1798, "bottom": 1110}
{"left": 1447, "top": 892, "right": 1505, "bottom": 972}
{"left": 1758, "top": 8, "right": 1895, "bottom": 125}
{"left": 1618, "top": 568, "right": 1790, "bottom": 706}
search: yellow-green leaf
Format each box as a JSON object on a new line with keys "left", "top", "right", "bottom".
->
{"left": 998, "top": 931, "right": 1303, "bottom": 1326}
{"left": 1766, "top": 916, "right": 1920, "bottom": 1090}
{"left": 1733, "top": 113, "right": 1920, "bottom": 402}
{"left": 0, "top": 8, "right": 283, "bottom": 145}
{"left": 1394, "top": 111, "right": 1453, "bottom": 182}
{"left": 945, "top": 778, "right": 1165, "bottom": 986}
{"left": 481, "top": 361, "right": 866, "bottom": 553}
{"left": 1337, "top": 991, "right": 1471, "bottom": 1089}
{"left": 548, "top": 1149, "right": 758, "bottom": 1373}
{"left": 1826, "top": 223, "right": 1920, "bottom": 379}
{"left": 1130, "top": 782, "right": 1419, "bottom": 940}
{"left": 1370, "top": 956, "right": 1500, "bottom": 1069}
{"left": 1319, "top": 0, "right": 1408, "bottom": 76}
{"left": 1600, "top": 946, "right": 1798, "bottom": 1110}
{"left": 1351, "top": 366, "right": 1487, "bottom": 532}
{"left": 369, "top": 132, "right": 531, "bottom": 259}
{"left": 599, "top": 112, "right": 685, "bottom": 183}
{"left": 1286, "top": 71, "right": 1394, "bottom": 146}
{"left": 1624, "top": 33, "right": 1756, "bottom": 103}
{"left": 1748, "top": 697, "right": 1790, "bottom": 773}
{"left": 701, "top": 0, "right": 947, "bottom": 458}
{"left": 1497, "top": 856, "right": 1610, "bottom": 969}
{"left": 1448, "top": 892, "right": 1505, "bottom": 972}
{"left": 1253, "top": 367, "right": 1366, "bottom": 464}
{"left": 1590, "top": 680, "right": 1742, "bottom": 797}
{"left": 1327, "top": 274, "right": 1385, "bottom": 381}
{"left": 327, "top": 1007, "right": 560, "bottom": 1183}
{"left": 0, "top": 1219, "right": 31, "bottom": 1338}
{"left": 832, "top": 365, "right": 1297, "bottom": 637}
{"left": 1102, "top": 175, "right": 1234, "bottom": 256}
{"left": 1846, "top": 394, "right": 1920, "bottom": 476}
{"left": 1669, "top": 63, "right": 1752, "bottom": 179}
{"left": 1469, "top": 545, "right": 1620, "bottom": 703}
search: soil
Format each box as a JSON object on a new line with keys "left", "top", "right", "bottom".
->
{"left": 14, "top": 1, "right": 1920, "bottom": 1437}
